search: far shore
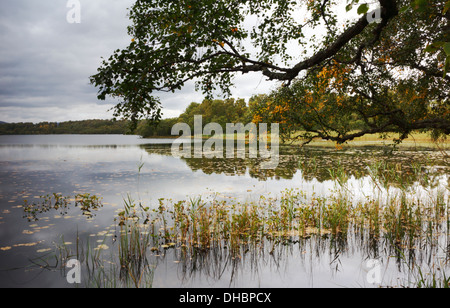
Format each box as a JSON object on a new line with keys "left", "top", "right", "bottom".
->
{"left": 142, "top": 131, "right": 449, "bottom": 151}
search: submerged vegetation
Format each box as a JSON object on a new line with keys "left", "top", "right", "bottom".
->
{"left": 23, "top": 193, "right": 103, "bottom": 222}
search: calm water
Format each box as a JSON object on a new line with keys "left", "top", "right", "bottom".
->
{"left": 0, "top": 134, "right": 448, "bottom": 288}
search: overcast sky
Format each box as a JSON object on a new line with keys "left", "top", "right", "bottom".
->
{"left": 0, "top": 0, "right": 282, "bottom": 123}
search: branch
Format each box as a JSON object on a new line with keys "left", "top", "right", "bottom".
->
{"left": 409, "top": 118, "right": 450, "bottom": 134}
{"left": 263, "top": 0, "right": 399, "bottom": 82}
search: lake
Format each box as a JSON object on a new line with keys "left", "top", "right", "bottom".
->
{"left": 0, "top": 134, "right": 448, "bottom": 288}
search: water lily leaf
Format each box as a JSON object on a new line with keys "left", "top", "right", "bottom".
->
{"left": 37, "top": 248, "right": 52, "bottom": 253}
{"left": 94, "top": 244, "right": 109, "bottom": 250}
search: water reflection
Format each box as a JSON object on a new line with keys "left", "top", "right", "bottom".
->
{"left": 0, "top": 135, "right": 448, "bottom": 288}
{"left": 38, "top": 184, "right": 450, "bottom": 288}
{"left": 142, "top": 143, "right": 449, "bottom": 185}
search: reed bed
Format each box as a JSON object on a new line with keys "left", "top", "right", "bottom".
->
{"left": 50, "top": 160, "right": 449, "bottom": 288}
{"left": 137, "top": 187, "right": 448, "bottom": 257}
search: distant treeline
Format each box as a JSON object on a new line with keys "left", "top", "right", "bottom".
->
{"left": 1, "top": 97, "right": 370, "bottom": 138}
{"left": 0, "top": 99, "right": 252, "bottom": 137}
{"left": 0, "top": 119, "right": 129, "bottom": 135}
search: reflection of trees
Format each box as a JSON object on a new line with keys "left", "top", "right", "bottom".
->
{"left": 141, "top": 144, "right": 449, "bottom": 185}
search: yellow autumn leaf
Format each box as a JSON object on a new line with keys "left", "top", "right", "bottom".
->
{"left": 94, "top": 244, "right": 109, "bottom": 250}
{"left": 37, "top": 248, "right": 52, "bottom": 253}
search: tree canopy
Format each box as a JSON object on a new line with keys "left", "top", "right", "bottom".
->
{"left": 136, "top": 98, "right": 251, "bottom": 137}
{"left": 90, "top": 0, "right": 450, "bottom": 143}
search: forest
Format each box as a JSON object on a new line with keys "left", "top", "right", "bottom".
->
{"left": 0, "top": 119, "right": 129, "bottom": 135}
{"left": 135, "top": 97, "right": 252, "bottom": 137}
{"left": 0, "top": 95, "right": 417, "bottom": 140}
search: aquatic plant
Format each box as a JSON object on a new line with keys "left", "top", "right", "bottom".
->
{"left": 23, "top": 193, "right": 103, "bottom": 222}
{"left": 42, "top": 160, "right": 449, "bottom": 288}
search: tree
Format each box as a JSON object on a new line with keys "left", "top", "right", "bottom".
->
{"left": 90, "top": 0, "right": 450, "bottom": 142}
{"left": 178, "top": 98, "right": 251, "bottom": 132}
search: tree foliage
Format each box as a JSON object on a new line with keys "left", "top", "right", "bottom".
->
{"left": 178, "top": 98, "right": 251, "bottom": 130}
{"left": 90, "top": 0, "right": 450, "bottom": 142}
{"left": 136, "top": 98, "right": 251, "bottom": 137}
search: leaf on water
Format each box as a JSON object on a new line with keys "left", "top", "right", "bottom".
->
{"left": 94, "top": 244, "right": 109, "bottom": 250}
{"left": 13, "top": 242, "right": 41, "bottom": 247}
{"left": 33, "top": 226, "right": 50, "bottom": 231}
{"left": 97, "top": 231, "right": 108, "bottom": 236}
{"left": 37, "top": 248, "right": 52, "bottom": 253}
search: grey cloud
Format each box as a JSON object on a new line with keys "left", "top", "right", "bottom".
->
{"left": 0, "top": 0, "right": 135, "bottom": 122}
{"left": 0, "top": 0, "right": 276, "bottom": 123}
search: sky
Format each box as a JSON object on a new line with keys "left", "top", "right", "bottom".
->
{"left": 0, "top": 0, "right": 362, "bottom": 124}
{"left": 0, "top": 0, "right": 281, "bottom": 123}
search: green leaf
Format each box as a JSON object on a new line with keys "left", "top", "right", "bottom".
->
{"left": 399, "top": 5, "right": 409, "bottom": 13}
{"left": 424, "top": 45, "right": 435, "bottom": 53}
{"left": 345, "top": 3, "right": 353, "bottom": 12}
{"left": 425, "top": 42, "right": 444, "bottom": 53}
{"left": 444, "top": 42, "right": 450, "bottom": 56}
{"left": 444, "top": 57, "right": 450, "bottom": 77}
{"left": 413, "top": 0, "right": 428, "bottom": 12}
{"left": 444, "top": 0, "right": 450, "bottom": 14}
{"left": 357, "top": 4, "right": 369, "bottom": 15}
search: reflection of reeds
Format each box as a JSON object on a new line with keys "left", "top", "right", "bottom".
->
{"left": 142, "top": 174, "right": 448, "bottom": 287}
{"left": 46, "top": 182, "right": 448, "bottom": 288}
{"left": 45, "top": 161, "right": 448, "bottom": 288}
{"left": 116, "top": 194, "right": 155, "bottom": 288}
{"left": 143, "top": 185, "right": 448, "bottom": 258}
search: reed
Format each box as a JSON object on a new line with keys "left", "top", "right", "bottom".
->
{"left": 47, "top": 160, "right": 448, "bottom": 288}
{"left": 142, "top": 186, "right": 447, "bottom": 258}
